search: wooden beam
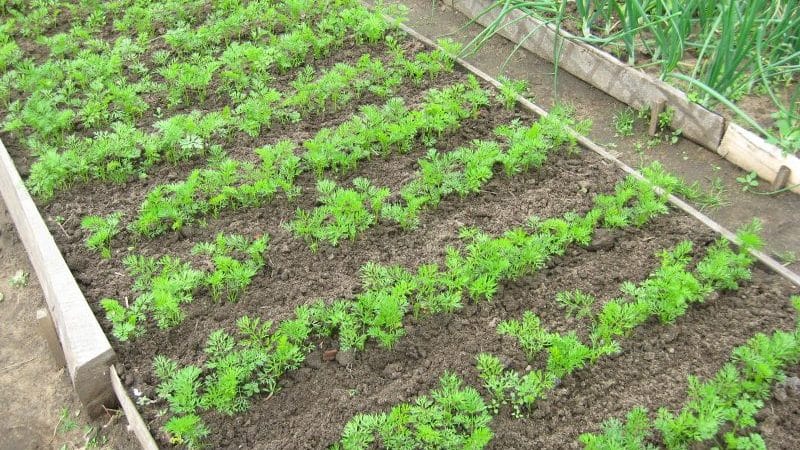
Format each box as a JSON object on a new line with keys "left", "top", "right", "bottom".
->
{"left": 110, "top": 366, "right": 160, "bottom": 450}
{"left": 718, "top": 124, "right": 800, "bottom": 195}
{"left": 451, "top": 0, "right": 800, "bottom": 197}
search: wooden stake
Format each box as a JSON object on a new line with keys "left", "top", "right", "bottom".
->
{"left": 37, "top": 308, "right": 66, "bottom": 368}
{"left": 773, "top": 165, "right": 791, "bottom": 190}
{"left": 648, "top": 100, "right": 666, "bottom": 136}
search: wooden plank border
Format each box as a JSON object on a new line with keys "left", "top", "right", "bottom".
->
{"left": 719, "top": 124, "right": 800, "bottom": 193}
{"left": 111, "top": 366, "right": 160, "bottom": 450}
{"left": 451, "top": 0, "right": 800, "bottom": 195}
{"left": 0, "top": 139, "right": 116, "bottom": 417}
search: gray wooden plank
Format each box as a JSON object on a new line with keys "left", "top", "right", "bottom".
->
{"left": 110, "top": 366, "right": 160, "bottom": 450}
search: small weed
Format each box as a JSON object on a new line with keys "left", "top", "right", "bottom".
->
{"left": 736, "top": 171, "right": 760, "bottom": 192}
{"left": 9, "top": 270, "right": 28, "bottom": 288}
{"left": 334, "top": 373, "right": 493, "bottom": 449}
{"left": 497, "top": 311, "right": 552, "bottom": 361}
{"left": 776, "top": 251, "right": 797, "bottom": 266}
{"left": 57, "top": 407, "right": 79, "bottom": 434}
{"left": 668, "top": 128, "right": 682, "bottom": 144}
{"left": 476, "top": 352, "right": 556, "bottom": 418}
{"left": 86, "top": 433, "right": 108, "bottom": 448}
{"left": 81, "top": 212, "right": 122, "bottom": 258}
{"left": 658, "top": 107, "right": 674, "bottom": 131}
{"left": 772, "top": 110, "right": 800, "bottom": 154}
{"left": 704, "top": 177, "right": 730, "bottom": 209}
{"left": 288, "top": 178, "right": 390, "bottom": 249}
{"left": 497, "top": 76, "right": 528, "bottom": 110}
{"left": 580, "top": 407, "right": 655, "bottom": 450}
{"left": 640, "top": 162, "right": 727, "bottom": 211}
{"left": 612, "top": 108, "right": 634, "bottom": 136}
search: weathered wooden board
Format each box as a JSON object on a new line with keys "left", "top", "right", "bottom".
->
{"left": 0, "top": 139, "right": 116, "bottom": 417}
{"left": 453, "top": 0, "right": 726, "bottom": 150}
{"left": 718, "top": 124, "right": 800, "bottom": 194}
{"left": 110, "top": 366, "right": 160, "bottom": 450}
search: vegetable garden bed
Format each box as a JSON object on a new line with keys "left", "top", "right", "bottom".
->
{"left": 1, "top": 1, "right": 800, "bottom": 449}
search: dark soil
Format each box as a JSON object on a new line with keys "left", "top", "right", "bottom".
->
{"left": 759, "top": 363, "right": 800, "bottom": 450}
{"left": 4, "top": 11, "right": 800, "bottom": 450}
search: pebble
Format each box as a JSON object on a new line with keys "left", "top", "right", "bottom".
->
{"left": 336, "top": 349, "right": 355, "bottom": 366}
{"left": 322, "top": 349, "right": 338, "bottom": 361}
{"left": 773, "top": 387, "right": 788, "bottom": 403}
{"left": 587, "top": 228, "right": 616, "bottom": 252}
{"left": 662, "top": 330, "right": 679, "bottom": 343}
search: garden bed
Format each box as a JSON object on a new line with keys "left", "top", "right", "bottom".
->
{"left": 1, "top": 1, "right": 800, "bottom": 448}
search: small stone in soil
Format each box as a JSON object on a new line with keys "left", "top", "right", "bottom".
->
{"left": 773, "top": 386, "right": 789, "bottom": 403}
{"left": 587, "top": 229, "right": 616, "bottom": 251}
{"left": 322, "top": 349, "right": 338, "bottom": 361}
{"left": 336, "top": 349, "right": 355, "bottom": 366}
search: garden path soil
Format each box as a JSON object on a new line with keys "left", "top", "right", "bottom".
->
{"left": 2, "top": 4, "right": 800, "bottom": 450}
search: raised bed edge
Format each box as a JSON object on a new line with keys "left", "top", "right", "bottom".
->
{"left": 452, "top": 0, "right": 800, "bottom": 195}
{"left": 0, "top": 139, "right": 116, "bottom": 417}
{"left": 111, "top": 365, "right": 160, "bottom": 450}
{"left": 0, "top": 18, "right": 798, "bottom": 450}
